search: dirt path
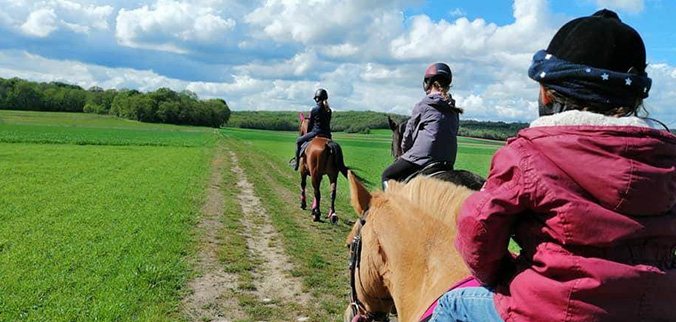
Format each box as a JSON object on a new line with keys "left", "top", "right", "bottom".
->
{"left": 182, "top": 146, "right": 245, "bottom": 322}
{"left": 229, "top": 151, "right": 311, "bottom": 316}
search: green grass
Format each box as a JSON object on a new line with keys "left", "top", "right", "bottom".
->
{"left": 0, "top": 144, "right": 211, "bottom": 321}
{"left": 0, "top": 110, "right": 509, "bottom": 321}
{"left": 222, "top": 127, "right": 499, "bottom": 188}
{"left": 0, "top": 111, "right": 216, "bottom": 147}
{"left": 0, "top": 124, "right": 217, "bottom": 147}
{"left": 0, "top": 110, "right": 207, "bottom": 131}
{"left": 220, "top": 126, "right": 505, "bottom": 321}
{"left": 0, "top": 110, "right": 214, "bottom": 321}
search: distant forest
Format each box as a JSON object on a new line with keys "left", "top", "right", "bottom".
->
{"left": 0, "top": 77, "right": 230, "bottom": 128}
{"left": 0, "top": 76, "right": 534, "bottom": 138}
{"left": 229, "top": 111, "right": 529, "bottom": 141}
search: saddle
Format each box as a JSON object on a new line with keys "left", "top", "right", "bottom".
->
{"left": 300, "top": 134, "right": 332, "bottom": 158}
{"left": 402, "top": 162, "right": 486, "bottom": 191}
{"left": 402, "top": 161, "right": 454, "bottom": 183}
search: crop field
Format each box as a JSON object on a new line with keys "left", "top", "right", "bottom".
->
{"left": 0, "top": 110, "right": 501, "bottom": 322}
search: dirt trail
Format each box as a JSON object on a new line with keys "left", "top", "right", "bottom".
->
{"left": 182, "top": 147, "right": 245, "bottom": 322}
{"left": 229, "top": 151, "right": 311, "bottom": 312}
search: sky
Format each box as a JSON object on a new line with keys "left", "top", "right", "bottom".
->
{"left": 0, "top": 0, "right": 675, "bottom": 124}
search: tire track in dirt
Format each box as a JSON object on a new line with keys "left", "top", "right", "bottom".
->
{"left": 229, "top": 150, "right": 311, "bottom": 317}
{"left": 183, "top": 146, "right": 246, "bottom": 322}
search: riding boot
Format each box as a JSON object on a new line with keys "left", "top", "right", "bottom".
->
{"left": 293, "top": 144, "right": 300, "bottom": 171}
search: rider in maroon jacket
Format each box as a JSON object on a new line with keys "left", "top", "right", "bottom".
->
{"left": 432, "top": 9, "right": 676, "bottom": 322}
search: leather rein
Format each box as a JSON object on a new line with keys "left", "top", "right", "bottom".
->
{"left": 349, "top": 207, "right": 392, "bottom": 322}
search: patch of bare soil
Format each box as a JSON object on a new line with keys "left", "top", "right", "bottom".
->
{"left": 229, "top": 151, "right": 311, "bottom": 310}
{"left": 182, "top": 147, "right": 245, "bottom": 322}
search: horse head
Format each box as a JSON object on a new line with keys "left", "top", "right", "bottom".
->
{"left": 388, "top": 116, "right": 407, "bottom": 160}
{"left": 344, "top": 171, "right": 394, "bottom": 322}
{"left": 345, "top": 171, "right": 478, "bottom": 322}
{"left": 299, "top": 113, "right": 309, "bottom": 136}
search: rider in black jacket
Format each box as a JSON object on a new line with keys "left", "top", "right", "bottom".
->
{"left": 293, "top": 88, "right": 332, "bottom": 170}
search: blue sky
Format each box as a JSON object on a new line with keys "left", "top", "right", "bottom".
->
{"left": 0, "top": 0, "right": 674, "bottom": 124}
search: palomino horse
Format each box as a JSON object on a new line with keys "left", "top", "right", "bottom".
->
{"left": 298, "top": 114, "right": 348, "bottom": 223}
{"left": 344, "top": 171, "right": 482, "bottom": 322}
{"left": 387, "top": 116, "right": 485, "bottom": 190}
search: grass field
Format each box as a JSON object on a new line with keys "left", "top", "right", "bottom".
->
{"left": 0, "top": 110, "right": 501, "bottom": 321}
{"left": 0, "top": 111, "right": 214, "bottom": 321}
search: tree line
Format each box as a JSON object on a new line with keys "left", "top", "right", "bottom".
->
{"left": 228, "top": 110, "right": 408, "bottom": 134}
{"left": 0, "top": 77, "right": 230, "bottom": 128}
{"left": 229, "top": 111, "right": 529, "bottom": 140}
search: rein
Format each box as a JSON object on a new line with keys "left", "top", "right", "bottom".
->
{"left": 349, "top": 207, "right": 391, "bottom": 322}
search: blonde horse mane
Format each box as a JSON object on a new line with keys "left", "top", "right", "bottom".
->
{"left": 384, "top": 177, "right": 474, "bottom": 227}
{"left": 344, "top": 174, "right": 476, "bottom": 322}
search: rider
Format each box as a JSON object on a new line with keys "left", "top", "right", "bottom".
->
{"left": 293, "top": 88, "right": 332, "bottom": 171}
{"left": 431, "top": 10, "right": 676, "bottom": 322}
{"left": 381, "top": 63, "right": 462, "bottom": 189}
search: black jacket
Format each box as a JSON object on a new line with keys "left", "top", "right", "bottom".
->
{"left": 308, "top": 103, "right": 332, "bottom": 137}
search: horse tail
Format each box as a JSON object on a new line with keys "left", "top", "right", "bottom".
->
{"left": 327, "top": 141, "right": 372, "bottom": 185}
{"left": 328, "top": 141, "right": 348, "bottom": 178}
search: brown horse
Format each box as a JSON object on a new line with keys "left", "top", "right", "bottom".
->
{"left": 298, "top": 113, "right": 348, "bottom": 223}
{"left": 343, "top": 171, "right": 477, "bottom": 322}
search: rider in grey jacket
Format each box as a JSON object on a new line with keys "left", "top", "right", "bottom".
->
{"left": 382, "top": 63, "right": 462, "bottom": 188}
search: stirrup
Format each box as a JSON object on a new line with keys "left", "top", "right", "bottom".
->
{"left": 382, "top": 181, "right": 389, "bottom": 190}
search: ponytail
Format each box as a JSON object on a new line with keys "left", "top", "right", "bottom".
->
{"left": 321, "top": 100, "right": 331, "bottom": 111}
{"left": 432, "top": 81, "right": 463, "bottom": 114}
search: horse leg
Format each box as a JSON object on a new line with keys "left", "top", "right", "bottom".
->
{"left": 312, "top": 175, "right": 322, "bottom": 222}
{"left": 300, "top": 170, "right": 307, "bottom": 210}
{"left": 328, "top": 173, "right": 338, "bottom": 224}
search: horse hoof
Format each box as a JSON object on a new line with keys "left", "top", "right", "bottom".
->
{"left": 329, "top": 214, "right": 338, "bottom": 224}
{"left": 300, "top": 203, "right": 307, "bottom": 210}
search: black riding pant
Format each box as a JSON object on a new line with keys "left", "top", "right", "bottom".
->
{"left": 381, "top": 158, "right": 422, "bottom": 183}
{"left": 295, "top": 131, "right": 318, "bottom": 159}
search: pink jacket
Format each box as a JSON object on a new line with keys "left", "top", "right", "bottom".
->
{"left": 456, "top": 113, "right": 676, "bottom": 322}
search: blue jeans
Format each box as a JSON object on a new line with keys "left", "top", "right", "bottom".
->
{"left": 429, "top": 287, "right": 504, "bottom": 322}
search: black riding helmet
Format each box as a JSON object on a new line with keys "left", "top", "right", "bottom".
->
{"left": 314, "top": 88, "right": 328, "bottom": 102}
{"left": 547, "top": 9, "right": 647, "bottom": 75}
{"left": 423, "top": 63, "right": 452, "bottom": 92}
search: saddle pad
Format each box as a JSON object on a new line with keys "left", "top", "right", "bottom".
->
{"left": 300, "top": 140, "right": 311, "bottom": 157}
{"left": 419, "top": 276, "right": 481, "bottom": 321}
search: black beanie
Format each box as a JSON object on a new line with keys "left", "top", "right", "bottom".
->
{"left": 546, "top": 9, "right": 647, "bottom": 75}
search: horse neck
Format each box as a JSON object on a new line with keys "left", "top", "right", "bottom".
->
{"left": 372, "top": 199, "right": 470, "bottom": 322}
{"left": 299, "top": 120, "right": 309, "bottom": 135}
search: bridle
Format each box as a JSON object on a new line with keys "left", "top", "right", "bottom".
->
{"left": 349, "top": 207, "right": 391, "bottom": 322}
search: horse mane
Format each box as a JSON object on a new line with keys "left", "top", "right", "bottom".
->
{"left": 383, "top": 176, "right": 474, "bottom": 227}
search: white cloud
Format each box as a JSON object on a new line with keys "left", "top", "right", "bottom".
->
{"left": 645, "top": 63, "right": 676, "bottom": 125}
{"left": 244, "top": 0, "right": 411, "bottom": 46}
{"left": 5, "top": 0, "right": 113, "bottom": 36}
{"left": 450, "top": 8, "right": 467, "bottom": 17}
{"left": 391, "top": 0, "right": 553, "bottom": 60}
{"left": 1, "top": 0, "right": 675, "bottom": 125}
{"left": 115, "top": 0, "right": 236, "bottom": 53}
{"left": 21, "top": 8, "right": 57, "bottom": 37}
{"left": 231, "top": 50, "right": 320, "bottom": 79}
{"left": 385, "top": 0, "right": 556, "bottom": 121}
{"left": 588, "top": 0, "right": 645, "bottom": 13}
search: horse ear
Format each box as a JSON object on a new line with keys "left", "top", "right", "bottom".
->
{"left": 348, "top": 170, "right": 371, "bottom": 216}
{"left": 387, "top": 116, "right": 397, "bottom": 132}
